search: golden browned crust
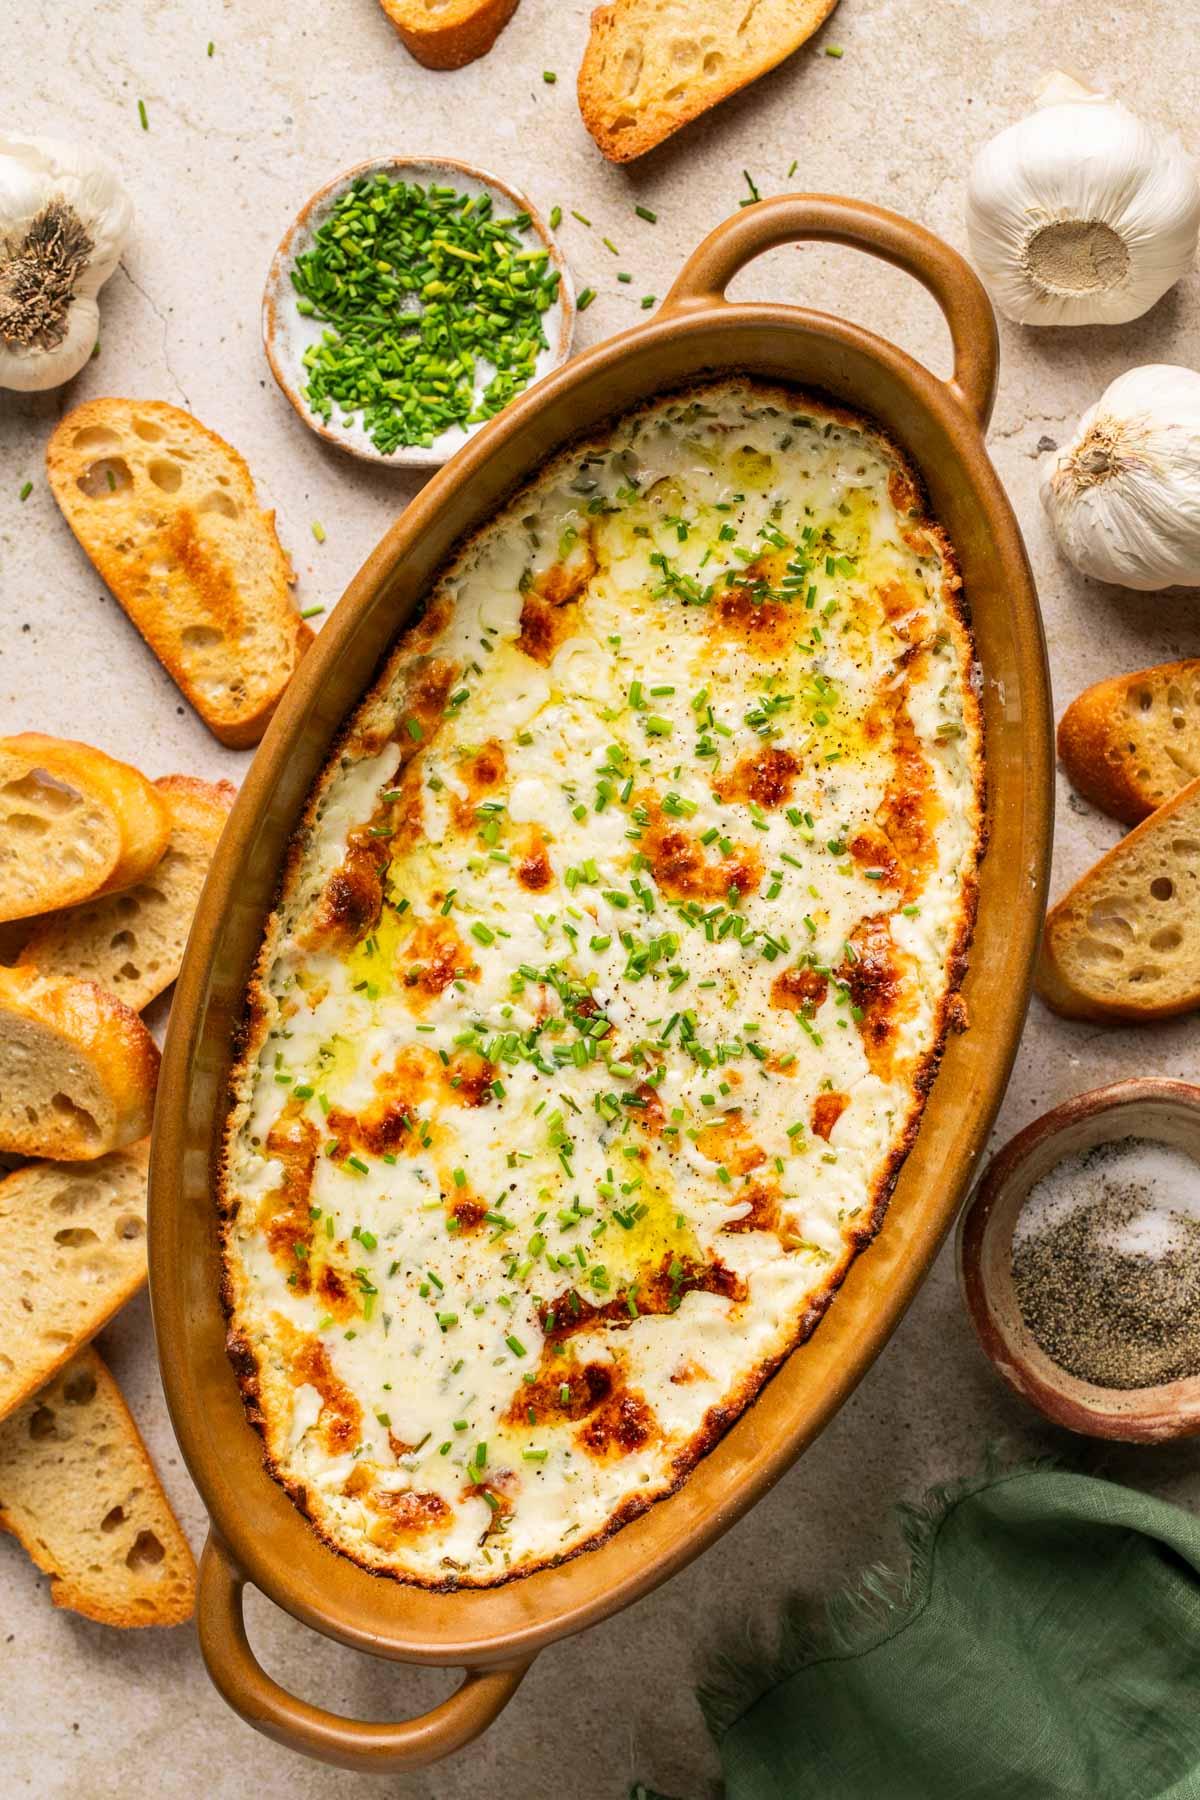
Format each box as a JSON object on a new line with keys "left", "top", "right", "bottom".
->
{"left": 1057, "top": 660, "right": 1200, "bottom": 827}
{"left": 0, "top": 732, "right": 172, "bottom": 909}
{"left": 1036, "top": 771, "right": 1200, "bottom": 1021}
{"left": 578, "top": 0, "right": 841, "bottom": 163}
{"left": 45, "top": 399, "right": 312, "bottom": 750}
{"left": 218, "top": 375, "right": 985, "bottom": 1589}
{"left": 0, "top": 964, "right": 160, "bottom": 1159}
{"left": 378, "top": 0, "right": 521, "bottom": 68}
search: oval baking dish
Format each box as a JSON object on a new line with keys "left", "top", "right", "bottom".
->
{"left": 149, "top": 195, "right": 1053, "bottom": 1772}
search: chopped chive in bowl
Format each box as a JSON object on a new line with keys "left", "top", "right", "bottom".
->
{"left": 286, "top": 172, "right": 565, "bottom": 457}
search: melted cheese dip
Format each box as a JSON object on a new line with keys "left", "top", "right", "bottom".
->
{"left": 221, "top": 381, "right": 984, "bottom": 1587}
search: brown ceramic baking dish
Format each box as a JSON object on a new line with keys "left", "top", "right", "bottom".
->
{"left": 149, "top": 195, "right": 1053, "bottom": 1772}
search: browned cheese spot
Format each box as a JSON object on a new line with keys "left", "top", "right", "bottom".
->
{"left": 259, "top": 1105, "right": 318, "bottom": 1283}
{"left": 811, "top": 1091, "right": 850, "bottom": 1141}
{"left": 516, "top": 825, "right": 554, "bottom": 892}
{"left": 710, "top": 554, "right": 800, "bottom": 658}
{"left": 538, "top": 1254, "right": 746, "bottom": 1344}
{"left": 303, "top": 837, "right": 387, "bottom": 955}
{"left": 516, "top": 532, "right": 597, "bottom": 664}
{"left": 640, "top": 795, "right": 762, "bottom": 903}
{"left": 401, "top": 916, "right": 478, "bottom": 1008}
{"left": 451, "top": 740, "right": 507, "bottom": 831}
{"left": 348, "top": 1476, "right": 455, "bottom": 1550}
{"left": 506, "top": 1355, "right": 614, "bottom": 1426}
{"left": 770, "top": 963, "right": 829, "bottom": 1014}
{"left": 629, "top": 1079, "right": 665, "bottom": 1135}
{"left": 721, "top": 1176, "right": 781, "bottom": 1236}
{"left": 694, "top": 1111, "right": 767, "bottom": 1176}
{"left": 576, "top": 1386, "right": 658, "bottom": 1460}
{"left": 324, "top": 1044, "right": 433, "bottom": 1159}
{"left": 715, "top": 745, "right": 800, "bottom": 811}
{"left": 836, "top": 915, "right": 914, "bottom": 1082}
{"left": 290, "top": 1336, "right": 361, "bottom": 1455}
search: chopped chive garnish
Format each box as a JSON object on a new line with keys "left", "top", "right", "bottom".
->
{"left": 543, "top": 70, "right": 557, "bottom": 83}
{"left": 311, "top": 520, "right": 326, "bottom": 543}
{"left": 576, "top": 286, "right": 596, "bottom": 311}
{"left": 18, "top": 481, "right": 31, "bottom": 502}
{"left": 300, "top": 604, "right": 325, "bottom": 619}
{"left": 137, "top": 99, "right": 149, "bottom": 130}
{"left": 635, "top": 204, "right": 657, "bottom": 223}
{"left": 549, "top": 204, "right": 562, "bottom": 229}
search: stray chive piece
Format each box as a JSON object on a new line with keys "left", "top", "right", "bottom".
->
{"left": 18, "top": 481, "right": 32, "bottom": 502}
{"left": 576, "top": 286, "right": 596, "bottom": 311}
{"left": 543, "top": 69, "right": 557, "bottom": 83}
{"left": 300, "top": 604, "right": 325, "bottom": 619}
{"left": 549, "top": 204, "right": 562, "bottom": 229}
{"left": 571, "top": 209, "right": 592, "bottom": 227}
{"left": 207, "top": 40, "right": 214, "bottom": 56}
{"left": 602, "top": 236, "right": 620, "bottom": 255}
{"left": 788, "top": 158, "right": 798, "bottom": 178}
{"left": 739, "top": 170, "right": 761, "bottom": 207}
{"left": 640, "top": 295, "right": 655, "bottom": 309}
{"left": 137, "top": 98, "right": 149, "bottom": 131}
{"left": 311, "top": 520, "right": 326, "bottom": 543}
{"left": 617, "top": 271, "right": 633, "bottom": 283}
{"left": 635, "top": 204, "right": 657, "bottom": 223}
{"left": 825, "top": 43, "right": 845, "bottom": 56}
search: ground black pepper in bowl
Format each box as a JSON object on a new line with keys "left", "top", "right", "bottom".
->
{"left": 1011, "top": 1138, "right": 1200, "bottom": 1390}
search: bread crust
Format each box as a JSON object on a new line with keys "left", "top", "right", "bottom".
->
{"left": 0, "top": 964, "right": 160, "bottom": 1157}
{"left": 378, "top": 0, "right": 521, "bottom": 67}
{"left": 16, "top": 774, "right": 235, "bottom": 1012}
{"left": 0, "top": 733, "right": 171, "bottom": 919}
{"left": 45, "top": 399, "right": 312, "bottom": 750}
{"left": 578, "top": 0, "right": 840, "bottom": 162}
{"left": 0, "top": 1347, "right": 195, "bottom": 1627}
{"left": 1058, "top": 660, "right": 1200, "bottom": 827}
{"left": 1037, "top": 772, "right": 1200, "bottom": 1021}
{"left": 0, "top": 1141, "right": 150, "bottom": 1422}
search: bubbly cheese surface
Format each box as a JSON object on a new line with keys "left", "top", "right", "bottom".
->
{"left": 221, "top": 382, "right": 983, "bottom": 1586}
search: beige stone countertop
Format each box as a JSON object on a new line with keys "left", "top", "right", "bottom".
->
{"left": 4, "top": 2, "right": 1199, "bottom": 1795}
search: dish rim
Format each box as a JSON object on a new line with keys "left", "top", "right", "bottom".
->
{"left": 150, "top": 193, "right": 1053, "bottom": 1766}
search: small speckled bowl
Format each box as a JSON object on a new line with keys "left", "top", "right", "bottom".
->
{"left": 957, "top": 1078, "right": 1200, "bottom": 1442}
{"left": 262, "top": 156, "right": 575, "bottom": 469}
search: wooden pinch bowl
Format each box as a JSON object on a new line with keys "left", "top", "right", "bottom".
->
{"left": 957, "top": 1078, "right": 1200, "bottom": 1442}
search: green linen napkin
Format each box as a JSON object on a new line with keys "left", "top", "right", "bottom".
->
{"left": 636, "top": 1467, "right": 1200, "bottom": 1800}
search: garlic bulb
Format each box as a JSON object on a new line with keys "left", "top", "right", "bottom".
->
{"left": 967, "top": 74, "right": 1200, "bottom": 326}
{"left": 0, "top": 132, "right": 132, "bottom": 391}
{"left": 1041, "top": 365, "right": 1200, "bottom": 590}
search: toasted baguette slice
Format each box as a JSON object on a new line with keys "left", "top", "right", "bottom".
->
{"left": 45, "top": 400, "right": 313, "bottom": 750}
{"left": 19, "top": 775, "right": 236, "bottom": 1012}
{"left": 0, "top": 1348, "right": 195, "bottom": 1626}
{"left": 578, "top": 0, "right": 839, "bottom": 162}
{"left": 0, "top": 733, "right": 171, "bottom": 923}
{"left": 1058, "top": 660, "right": 1200, "bottom": 827}
{"left": 378, "top": 0, "right": 520, "bottom": 67}
{"left": 1037, "top": 774, "right": 1200, "bottom": 1021}
{"left": 0, "top": 1143, "right": 149, "bottom": 1422}
{"left": 0, "top": 965, "right": 159, "bottom": 1158}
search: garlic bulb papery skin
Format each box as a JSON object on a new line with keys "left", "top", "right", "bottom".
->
{"left": 1041, "top": 365, "right": 1200, "bottom": 590}
{"left": 0, "top": 132, "right": 133, "bottom": 391}
{"left": 967, "top": 74, "right": 1200, "bottom": 326}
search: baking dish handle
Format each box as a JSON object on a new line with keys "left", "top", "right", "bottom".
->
{"left": 659, "top": 194, "right": 998, "bottom": 430}
{"left": 197, "top": 1533, "right": 533, "bottom": 1773}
